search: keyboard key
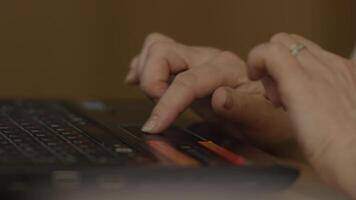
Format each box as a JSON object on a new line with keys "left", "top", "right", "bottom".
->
{"left": 0, "top": 100, "right": 150, "bottom": 165}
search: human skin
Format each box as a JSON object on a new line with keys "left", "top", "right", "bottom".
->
{"left": 247, "top": 33, "right": 356, "bottom": 198}
{"left": 126, "top": 33, "right": 356, "bottom": 198}
{"left": 125, "top": 33, "right": 295, "bottom": 148}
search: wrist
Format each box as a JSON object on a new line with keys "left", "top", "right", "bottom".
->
{"left": 305, "top": 135, "right": 356, "bottom": 197}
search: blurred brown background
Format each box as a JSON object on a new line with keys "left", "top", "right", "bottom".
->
{"left": 0, "top": 0, "right": 355, "bottom": 100}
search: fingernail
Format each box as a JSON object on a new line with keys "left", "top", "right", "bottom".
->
{"left": 223, "top": 90, "right": 233, "bottom": 110}
{"left": 141, "top": 115, "right": 159, "bottom": 133}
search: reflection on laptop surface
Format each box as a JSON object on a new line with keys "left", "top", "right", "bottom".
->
{"left": 0, "top": 100, "right": 299, "bottom": 200}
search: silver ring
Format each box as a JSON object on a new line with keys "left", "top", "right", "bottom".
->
{"left": 290, "top": 43, "right": 306, "bottom": 57}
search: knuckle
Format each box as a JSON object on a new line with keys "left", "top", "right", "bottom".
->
{"left": 218, "top": 51, "right": 240, "bottom": 61}
{"left": 290, "top": 33, "right": 305, "bottom": 42}
{"left": 290, "top": 34, "right": 308, "bottom": 43}
{"left": 218, "top": 51, "right": 236, "bottom": 58}
{"left": 247, "top": 46, "right": 260, "bottom": 62}
{"left": 147, "top": 41, "right": 171, "bottom": 55}
{"left": 268, "top": 42, "right": 287, "bottom": 56}
{"left": 140, "top": 80, "right": 154, "bottom": 93}
{"left": 270, "top": 32, "right": 290, "bottom": 43}
{"left": 174, "top": 72, "right": 197, "bottom": 90}
{"left": 205, "top": 47, "right": 222, "bottom": 54}
{"left": 215, "top": 51, "right": 244, "bottom": 68}
{"left": 140, "top": 80, "right": 165, "bottom": 98}
{"left": 145, "top": 32, "right": 164, "bottom": 43}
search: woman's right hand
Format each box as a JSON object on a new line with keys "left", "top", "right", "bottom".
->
{"left": 125, "top": 33, "right": 295, "bottom": 148}
{"left": 125, "top": 32, "right": 249, "bottom": 132}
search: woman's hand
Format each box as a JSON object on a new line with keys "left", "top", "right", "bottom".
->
{"left": 125, "top": 33, "right": 295, "bottom": 147}
{"left": 125, "top": 33, "right": 247, "bottom": 132}
{"left": 247, "top": 33, "right": 356, "bottom": 197}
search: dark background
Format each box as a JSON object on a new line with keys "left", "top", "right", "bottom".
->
{"left": 0, "top": 0, "right": 355, "bottom": 100}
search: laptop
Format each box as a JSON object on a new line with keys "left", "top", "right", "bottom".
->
{"left": 0, "top": 99, "right": 299, "bottom": 200}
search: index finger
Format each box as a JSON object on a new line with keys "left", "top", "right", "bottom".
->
{"left": 247, "top": 42, "right": 305, "bottom": 88}
{"left": 142, "top": 52, "right": 248, "bottom": 133}
{"left": 247, "top": 42, "right": 307, "bottom": 109}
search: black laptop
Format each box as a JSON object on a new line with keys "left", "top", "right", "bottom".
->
{"left": 0, "top": 99, "right": 299, "bottom": 200}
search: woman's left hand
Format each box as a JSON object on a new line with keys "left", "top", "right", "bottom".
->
{"left": 247, "top": 33, "right": 356, "bottom": 197}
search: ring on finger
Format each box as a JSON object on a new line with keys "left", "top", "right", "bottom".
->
{"left": 290, "top": 43, "right": 307, "bottom": 57}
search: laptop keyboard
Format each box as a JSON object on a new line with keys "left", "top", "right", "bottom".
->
{"left": 0, "top": 101, "right": 150, "bottom": 165}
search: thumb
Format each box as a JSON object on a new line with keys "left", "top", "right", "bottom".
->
{"left": 211, "top": 87, "right": 294, "bottom": 146}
